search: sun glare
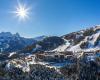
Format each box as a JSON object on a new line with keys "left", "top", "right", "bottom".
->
{"left": 13, "top": 1, "right": 31, "bottom": 21}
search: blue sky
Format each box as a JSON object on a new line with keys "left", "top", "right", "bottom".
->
{"left": 0, "top": 0, "right": 100, "bottom": 38}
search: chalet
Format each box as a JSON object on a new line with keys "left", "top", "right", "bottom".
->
{"left": 96, "top": 50, "right": 100, "bottom": 53}
{"left": 26, "top": 57, "right": 33, "bottom": 62}
{"left": 65, "top": 55, "right": 74, "bottom": 59}
{"left": 36, "top": 54, "right": 46, "bottom": 59}
{"left": 60, "top": 51, "right": 73, "bottom": 55}
{"left": 84, "top": 51, "right": 95, "bottom": 54}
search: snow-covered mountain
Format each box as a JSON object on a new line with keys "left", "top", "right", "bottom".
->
{"left": 34, "top": 35, "right": 47, "bottom": 41}
{"left": 54, "top": 25, "right": 100, "bottom": 52}
{"left": 1, "top": 26, "right": 100, "bottom": 54}
{"left": 0, "top": 32, "right": 36, "bottom": 53}
{"left": 0, "top": 26, "right": 100, "bottom": 80}
{"left": 19, "top": 25, "right": 100, "bottom": 53}
{"left": 21, "top": 36, "right": 65, "bottom": 53}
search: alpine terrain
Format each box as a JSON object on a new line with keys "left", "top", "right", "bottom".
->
{"left": 0, "top": 26, "right": 100, "bottom": 80}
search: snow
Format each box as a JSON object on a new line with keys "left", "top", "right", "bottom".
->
{"left": 34, "top": 36, "right": 46, "bottom": 41}
{"left": 67, "top": 30, "right": 100, "bottom": 52}
{"left": 6, "top": 63, "right": 11, "bottom": 69}
{"left": 22, "top": 64, "right": 30, "bottom": 72}
{"left": 52, "top": 31, "right": 100, "bottom": 52}
{"left": 76, "top": 33, "right": 83, "bottom": 39}
{"left": 5, "top": 26, "right": 100, "bottom": 72}
{"left": 8, "top": 52, "right": 16, "bottom": 58}
{"left": 52, "top": 44, "right": 69, "bottom": 52}
{"left": 94, "top": 25, "right": 100, "bottom": 31}
{"left": 87, "top": 55, "right": 96, "bottom": 61}
{"left": 68, "top": 43, "right": 82, "bottom": 52}
{"left": 52, "top": 39, "right": 70, "bottom": 52}
{"left": 88, "top": 32, "right": 100, "bottom": 46}
{"left": 32, "top": 44, "right": 42, "bottom": 52}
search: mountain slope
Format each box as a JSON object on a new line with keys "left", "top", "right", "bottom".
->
{"left": 53, "top": 26, "right": 100, "bottom": 52}
{"left": 0, "top": 32, "right": 36, "bottom": 53}
{"left": 20, "top": 26, "right": 100, "bottom": 53}
{"left": 20, "top": 36, "right": 65, "bottom": 53}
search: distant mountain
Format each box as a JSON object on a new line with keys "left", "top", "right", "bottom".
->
{"left": 1, "top": 26, "right": 100, "bottom": 54}
{"left": 21, "top": 36, "right": 65, "bottom": 53}
{"left": 34, "top": 35, "right": 47, "bottom": 41}
{"left": 0, "top": 32, "right": 36, "bottom": 53}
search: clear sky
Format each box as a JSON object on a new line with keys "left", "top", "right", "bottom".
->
{"left": 0, "top": 0, "right": 100, "bottom": 38}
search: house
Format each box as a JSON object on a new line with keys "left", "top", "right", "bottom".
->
{"left": 60, "top": 51, "right": 73, "bottom": 55}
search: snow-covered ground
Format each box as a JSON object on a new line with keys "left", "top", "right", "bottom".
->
{"left": 52, "top": 39, "right": 70, "bottom": 52}
{"left": 8, "top": 52, "right": 16, "bottom": 58}
{"left": 67, "top": 31, "right": 100, "bottom": 52}
{"left": 52, "top": 44, "right": 69, "bottom": 52}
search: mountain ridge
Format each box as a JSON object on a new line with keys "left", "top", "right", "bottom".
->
{"left": 0, "top": 32, "right": 36, "bottom": 53}
{"left": 17, "top": 25, "right": 100, "bottom": 54}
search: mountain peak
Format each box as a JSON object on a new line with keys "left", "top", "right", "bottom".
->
{"left": 34, "top": 35, "right": 47, "bottom": 41}
{"left": 14, "top": 32, "right": 20, "bottom": 37}
{"left": 0, "top": 32, "right": 12, "bottom": 37}
{"left": 62, "top": 25, "right": 100, "bottom": 52}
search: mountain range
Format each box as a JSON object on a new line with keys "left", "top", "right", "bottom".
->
{"left": 0, "top": 32, "right": 36, "bottom": 53}
{"left": 19, "top": 25, "right": 100, "bottom": 54}
{"left": 0, "top": 26, "right": 100, "bottom": 80}
{"left": 1, "top": 26, "right": 100, "bottom": 54}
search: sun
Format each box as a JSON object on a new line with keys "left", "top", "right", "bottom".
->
{"left": 16, "top": 5, "right": 28, "bottom": 19}
{"left": 13, "top": 1, "right": 31, "bottom": 21}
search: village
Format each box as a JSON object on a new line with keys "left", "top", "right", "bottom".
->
{"left": 6, "top": 49, "right": 100, "bottom": 73}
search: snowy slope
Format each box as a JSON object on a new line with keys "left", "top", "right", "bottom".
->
{"left": 52, "top": 26, "right": 100, "bottom": 52}
{"left": 52, "top": 39, "right": 70, "bottom": 52}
